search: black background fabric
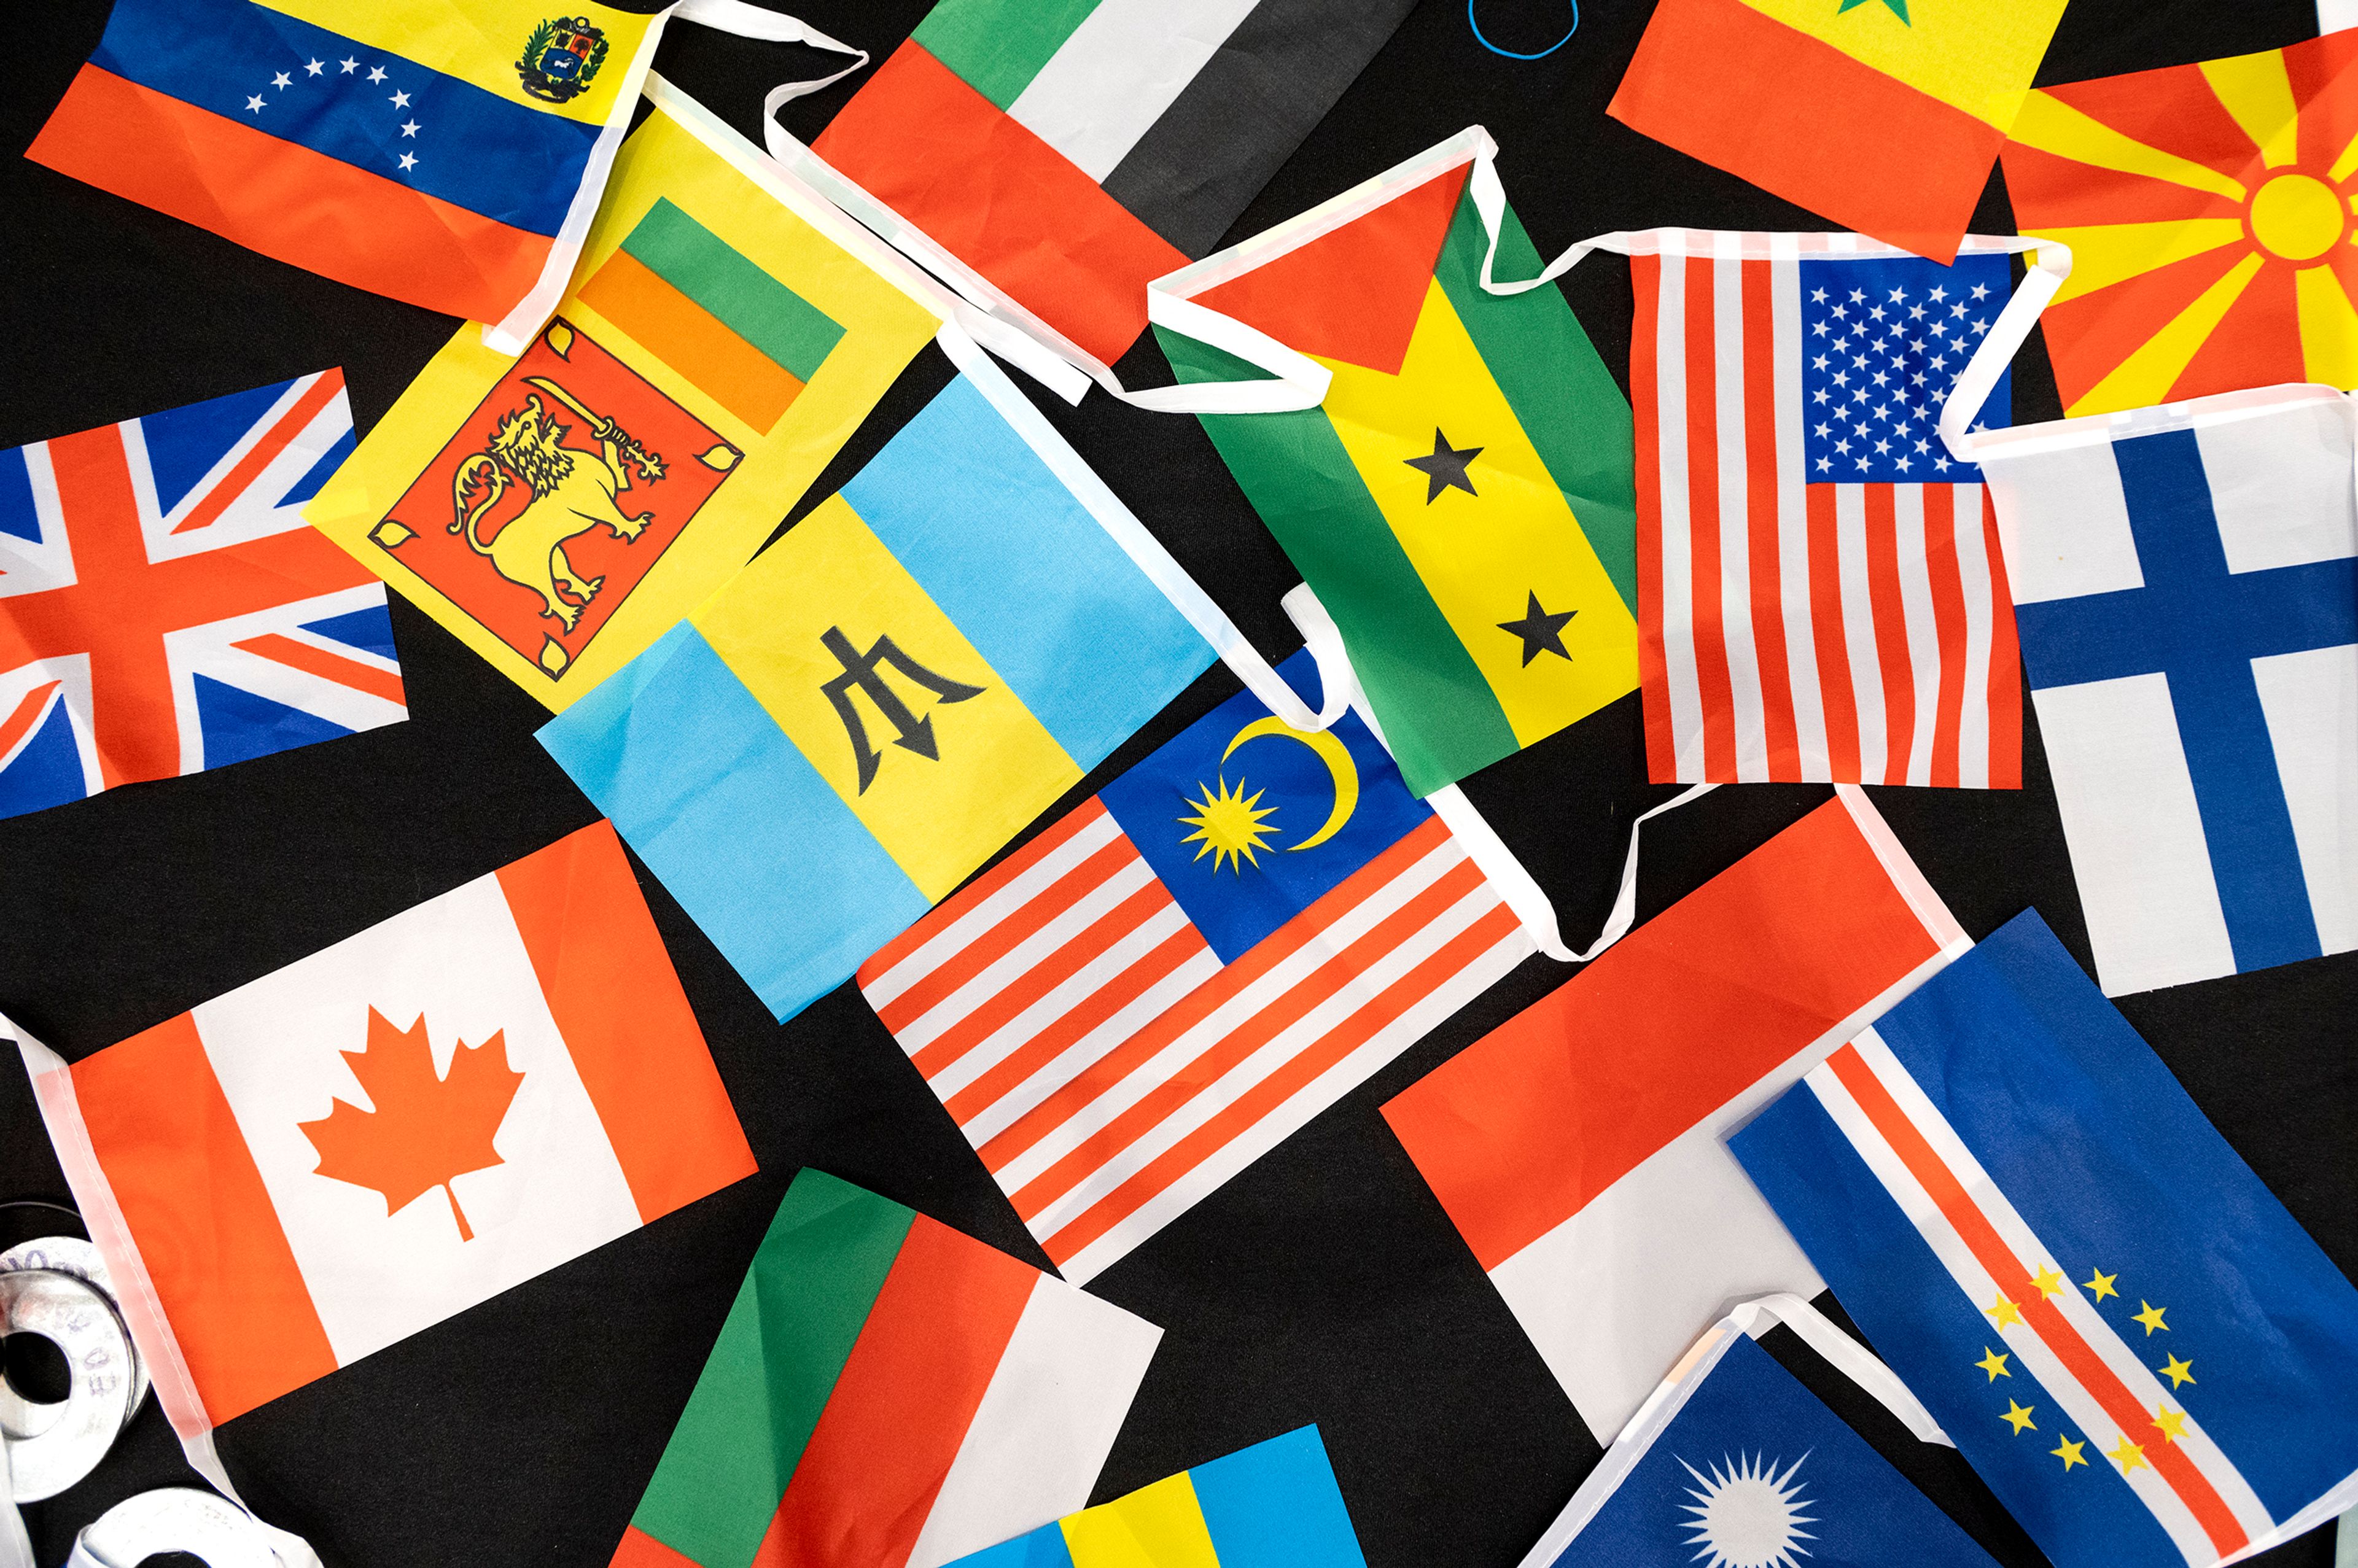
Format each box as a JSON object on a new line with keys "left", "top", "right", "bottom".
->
{"left": 4, "top": 2, "right": 2354, "bottom": 1564}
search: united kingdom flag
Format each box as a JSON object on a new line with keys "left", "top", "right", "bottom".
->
{"left": 0, "top": 369, "right": 406, "bottom": 821}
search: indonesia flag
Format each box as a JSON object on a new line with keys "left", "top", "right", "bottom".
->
{"left": 1380, "top": 786, "right": 1967, "bottom": 1441}
{"left": 1634, "top": 231, "right": 2025, "bottom": 788}
{"left": 13, "top": 821, "right": 756, "bottom": 1472}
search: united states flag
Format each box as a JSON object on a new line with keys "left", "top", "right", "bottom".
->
{"left": 0, "top": 370, "right": 405, "bottom": 820}
{"left": 1633, "top": 231, "right": 2022, "bottom": 788}
{"left": 858, "top": 653, "right": 1533, "bottom": 1284}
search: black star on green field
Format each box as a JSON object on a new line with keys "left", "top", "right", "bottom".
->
{"left": 1498, "top": 592, "right": 1576, "bottom": 666}
{"left": 1404, "top": 428, "right": 1482, "bottom": 503}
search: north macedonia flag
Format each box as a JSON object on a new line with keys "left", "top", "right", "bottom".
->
{"left": 2003, "top": 33, "right": 2358, "bottom": 416}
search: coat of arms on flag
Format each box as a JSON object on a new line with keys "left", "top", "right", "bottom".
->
{"left": 610, "top": 1168, "right": 1162, "bottom": 1568}
{"left": 306, "top": 82, "right": 944, "bottom": 708}
{"left": 858, "top": 647, "right": 1533, "bottom": 1286}
{"left": 1381, "top": 786, "right": 1967, "bottom": 1440}
{"left": 1972, "top": 385, "right": 2358, "bottom": 996}
{"left": 12, "top": 821, "right": 755, "bottom": 1475}
{"left": 1156, "top": 131, "right": 1640, "bottom": 798}
{"left": 1730, "top": 910, "right": 2358, "bottom": 1568}
{"left": 2002, "top": 32, "right": 2358, "bottom": 417}
{"left": 0, "top": 368, "right": 404, "bottom": 823}
{"left": 1624, "top": 231, "right": 2028, "bottom": 787}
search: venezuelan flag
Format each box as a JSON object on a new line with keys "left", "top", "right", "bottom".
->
{"left": 29, "top": 0, "right": 656, "bottom": 326}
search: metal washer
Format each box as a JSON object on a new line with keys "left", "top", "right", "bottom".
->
{"left": 0, "top": 1270, "right": 132, "bottom": 1503}
{"left": 69, "top": 1487, "right": 288, "bottom": 1568}
{"left": 0, "top": 1236, "right": 147, "bottom": 1431}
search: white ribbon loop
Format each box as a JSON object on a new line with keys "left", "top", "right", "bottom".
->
{"left": 1725, "top": 1292, "right": 1953, "bottom": 1447}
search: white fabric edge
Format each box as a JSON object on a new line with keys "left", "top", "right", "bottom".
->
{"left": 1938, "top": 239, "right": 2075, "bottom": 462}
{"left": 1, "top": 1442, "right": 28, "bottom": 1568}
{"left": 1833, "top": 785, "right": 1970, "bottom": 955}
{"left": 1962, "top": 381, "right": 2355, "bottom": 460}
{"left": 933, "top": 327, "right": 1347, "bottom": 732}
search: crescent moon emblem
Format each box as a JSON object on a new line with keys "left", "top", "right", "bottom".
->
{"left": 1222, "top": 718, "right": 1359, "bottom": 852}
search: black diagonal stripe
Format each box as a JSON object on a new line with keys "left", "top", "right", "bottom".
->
{"left": 1098, "top": 0, "right": 1418, "bottom": 257}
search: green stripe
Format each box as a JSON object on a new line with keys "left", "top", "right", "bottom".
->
{"left": 1157, "top": 327, "right": 1520, "bottom": 797}
{"left": 912, "top": 0, "right": 1102, "bottom": 111}
{"left": 629, "top": 1170, "right": 914, "bottom": 1568}
{"left": 620, "top": 200, "right": 846, "bottom": 382}
{"left": 1433, "top": 188, "right": 1639, "bottom": 616}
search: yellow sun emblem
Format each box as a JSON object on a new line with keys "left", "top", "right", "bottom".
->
{"left": 1178, "top": 775, "right": 1280, "bottom": 874}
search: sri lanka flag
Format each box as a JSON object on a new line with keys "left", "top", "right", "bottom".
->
{"left": 28, "top": 0, "right": 660, "bottom": 339}
{"left": 1158, "top": 134, "right": 1639, "bottom": 798}
{"left": 1730, "top": 910, "right": 2358, "bottom": 1568}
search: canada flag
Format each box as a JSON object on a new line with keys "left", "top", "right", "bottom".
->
{"left": 13, "top": 820, "right": 754, "bottom": 1457}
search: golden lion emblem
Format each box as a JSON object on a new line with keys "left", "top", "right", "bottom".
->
{"left": 448, "top": 379, "right": 663, "bottom": 632}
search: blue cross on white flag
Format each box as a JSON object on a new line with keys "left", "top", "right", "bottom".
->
{"left": 1978, "top": 388, "right": 2358, "bottom": 996}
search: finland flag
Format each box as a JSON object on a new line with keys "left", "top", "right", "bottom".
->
{"left": 1977, "top": 385, "right": 2358, "bottom": 996}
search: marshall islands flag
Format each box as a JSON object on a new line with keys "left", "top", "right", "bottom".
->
{"left": 29, "top": 0, "right": 663, "bottom": 338}
{"left": 1729, "top": 910, "right": 2358, "bottom": 1568}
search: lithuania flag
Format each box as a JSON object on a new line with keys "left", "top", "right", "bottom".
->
{"left": 1157, "top": 138, "right": 1638, "bottom": 797}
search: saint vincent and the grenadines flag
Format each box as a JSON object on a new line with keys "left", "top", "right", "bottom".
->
{"left": 1159, "top": 142, "right": 1639, "bottom": 798}
{"left": 612, "top": 1168, "right": 1162, "bottom": 1568}
{"left": 30, "top": 0, "right": 663, "bottom": 334}
{"left": 306, "top": 87, "right": 941, "bottom": 708}
{"left": 540, "top": 363, "right": 1215, "bottom": 1025}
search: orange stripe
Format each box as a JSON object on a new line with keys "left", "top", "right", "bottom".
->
{"left": 882, "top": 828, "right": 1139, "bottom": 1036}
{"left": 1013, "top": 855, "right": 1490, "bottom": 1224}
{"left": 1634, "top": 255, "right": 1678, "bottom": 784}
{"left": 1047, "top": 903, "right": 1523, "bottom": 1265}
{"left": 29, "top": 67, "right": 551, "bottom": 324}
{"left": 863, "top": 799, "right": 1111, "bottom": 983}
{"left": 609, "top": 1526, "right": 701, "bottom": 1568}
{"left": 496, "top": 821, "right": 755, "bottom": 1224}
{"left": 1743, "top": 258, "right": 1800, "bottom": 777}
{"left": 230, "top": 632, "right": 406, "bottom": 707}
{"left": 1980, "top": 493, "right": 2023, "bottom": 790}
{"left": 911, "top": 877, "right": 1178, "bottom": 1080}
{"left": 169, "top": 372, "right": 343, "bottom": 535}
{"left": 1825, "top": 1046, "right": 2248, "bottom": 1556}
{"left": 1863, "top": 487, "right": 1914, "bottom": 785}
{"left": 755, "top": 1215, "right": 1038, "bottom": 1568}
{"left": 1807, "top": 484, "right": 1861, "bottom": 780}
{"left": 1686, "top": 265, "right": 1737, "bottom": 782}
{"left": 578, "top": 249, "right": 804, "bottom": 435}
{"left": 979, "top": 817, "right": 1453, "bottom": 1174}
{"left": 74, "top": 1012, "right": 338, "bottom": 1424}
{"left": 1921, "top": 487, "right": 1969, "bottom": 789}
{"left": 943, "top": 923, "right": 1213, "bottom": 1127}
{"left": 0, "top": 681, "right": 62, "bottom": 767}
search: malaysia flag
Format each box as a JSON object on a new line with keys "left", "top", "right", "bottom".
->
{"left": 0, "top": 369, "right": 405, "bottom": 821}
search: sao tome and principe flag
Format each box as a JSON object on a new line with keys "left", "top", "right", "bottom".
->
{"left": 1380, "top": 786, "right": 1968, "bottom": 1442}
{"left": 306, "top": 83, "right": 943, "bottom": 708}
{"left": 0, "top": 369, "right": 405, "bottom": 822}
{"left": 1157, "top": 135, "right": 1640, "bottom": 798}
{"left": 12, "top": 820, "right": 756, "bottom": 1464}
{"left": 810, "top": 0, "right": 1417, "bottom": 370}
{"left": 2002, "top": 31, "right": 2358, "bottom": 416}
{"left": 610, "top": 1168, "right": 1162, "bottom": 1568}
{"left": 944, "top": 1426, "right": 1367, "bottom": 1568}
{"left": 858, "top": 648, "right": 1532, "bottom": 1286}
{"left": 1608, "top": 0, "right": 2068, "bottom": 264}
{"left": 1730, "top": 910, "right": 2358, "bottom": 1568}
{"left": 540, "top": 360, "right": 1216, "bottom": 1025}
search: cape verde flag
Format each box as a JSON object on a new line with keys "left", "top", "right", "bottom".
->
{"left": 1730, "top": 911, "right": 2358, "bottom": 1568}
{"left": 0, "top": 370, "right": 404, "bottom": 821}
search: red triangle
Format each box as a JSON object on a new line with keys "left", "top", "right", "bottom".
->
{"left": 1194, "top": 165, "right": 1470, "bottom": 376}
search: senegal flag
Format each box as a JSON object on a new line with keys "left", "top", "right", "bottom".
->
{"left": 1156, "top": 134, "right": 1638, "bottom": 797}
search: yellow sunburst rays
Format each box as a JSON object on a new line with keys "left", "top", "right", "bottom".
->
{"left": 1178, "top": 774, "right": 1281, "bottom": 874}
{"left": 2011, "top": 47, "right": 2358, "bottom": 413}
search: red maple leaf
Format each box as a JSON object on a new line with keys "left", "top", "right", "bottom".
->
{"left": 298, "top": 1007, "right": 526, "bottom": 1243}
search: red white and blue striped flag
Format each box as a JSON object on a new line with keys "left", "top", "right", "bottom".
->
{"left": 0, "top": 370, "right": 403, "bottom": 820}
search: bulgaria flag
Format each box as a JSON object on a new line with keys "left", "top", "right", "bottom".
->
{"left": 810, "top": 0, "right": 1416, "bottom": 369}
{"left": 1157, "top": 132, "right": 1640, "bottom": 798}
{"left": 612, "top": 1168, "right": 1162, "bottom": 1568}
{"left": 13, "top": 822, "right": 755, "bottom": 1467}
{"left": 1380, "top": 787, "right": 1968, "bottom": 1440}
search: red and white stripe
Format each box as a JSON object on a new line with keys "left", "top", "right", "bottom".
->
{"left": 1633, "top": 230, "right": 2021, "bottom": 788}
{"left": 860, "top": 805, "right": 1532, "bottom": 1284}
{"left": 1805, "top": 1030, "right": 2274, "bottom": 1565}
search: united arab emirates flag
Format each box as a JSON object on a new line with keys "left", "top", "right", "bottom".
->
{"left": 1157, "top": 134, "right": 1640, "bottom": 797}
